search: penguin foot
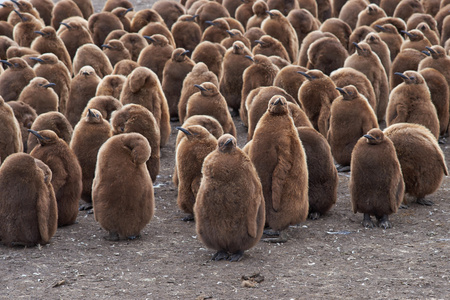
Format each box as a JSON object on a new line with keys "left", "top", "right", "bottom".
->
{"left": 438, "top": 136, "right": 446, "bottom": 144}
{"left": 79, "top": 203, "right": 93, "bottom": 211}
{"left": 362, "top": 213, "right": 375, "bottom": 228}
{"left": 212, "top": 250, "right": 229, "bottom": 261}
{"left": 228, "top": 251, "right": 244, "bottom": 262}
{"left": 308, "top": 212, "right": 321, "bottom": 220}
{"left": 182, "top": 214, "right": 194, "bottom": 222}
{"left": 376, "top": 215, "right": 392, "bottom": 229}
{"left": 399, "top": 204, "right": 409, "bottom": 209}
{"left": 104, "top": 232, "right": 119, "bottom": 241}
{"left": 262, "top": 231, "right": 288, "bottom": 243}
{"left": 336, "top": 164, "right": 350, "bottom": 172}
{"left": 417, "top": 198, "right": 434, "bottom": 206}
{"left": 127, "top": 235, "right": 141, "bottom": 240}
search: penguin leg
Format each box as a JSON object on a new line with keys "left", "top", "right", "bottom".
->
{"left": 308, "top": 212, "right": 321, "bottom": 220}
{"left": 79, "top": 203, "right": 93, "bottom": 211}
{"left": 335, "top": 164, "right": 350, "bottom": 172}
{"left": 104, "top": 231, "right": 119, "bottom": 241}
{"left": 127, "top": 234, "right": 141, "bottom": 240}
{"left": 438, "top": 136, "right": 446, "bottom": 144}
{"left": 182, "top": 214, "right": 195, "bottom": 222}
{"left": 262, "top": 231, "right": 288, "bottom": 243}
{"left": 362, "top": 213, "right": 375, "bottom": 228}
{"left": 376, "top": 215, "right": 392, "bottom": 229}
{"left": 212, "top": 250, "right": 229, "bottom": 261}
{"left": 228, "top": 251, "right": 244, "bottom": 262}
{"left": 416, "top": 198, "right": 434, "bottom": 206}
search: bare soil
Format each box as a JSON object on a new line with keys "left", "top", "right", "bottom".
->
{"left": 1, "top": 1, "right": 449, "bottom": 299}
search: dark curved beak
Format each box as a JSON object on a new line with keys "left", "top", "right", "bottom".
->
{"left": 101, "top": 44, "right": 112, "bottom": 49}
{"left": 425, "top": 46, "right": 435, "bottom": 54}
{"left": 28, "top": 129, "right": 49, "bottom": 142}
{"left": 375, "top": 25, "right": 385, "bottom": 31}
{"left": 353, "top": 42, "right": 362, "bottom": 50}
{"left": 394, "top": 72, "right": 410, "bottom": 80}
{"left": 34, "top": 31, "right": 45, "bottom": 36}
{"left": 266, "top": 10, "right": 274, "bottom": 17}
{"left": 60, "top": 22, "right": 71, "bottom": 29}
{"left": 43, "top": 83, "right": 56, "bottom": 88}
{"left": 401, "top": 30, "right": 414, "bottom": 38}
{"left": 194, "top": 84, "right": 206, "bottom": 91}
{"left": 205, "top": 20, "right": 215, "bottom": 26}
{"left": 13, "top": 9, "right": 25, "bottom": 21}
{"left": 244, "top": 55, "right": 254, "bottom": 62}
{"left": 273, "top": 98, "right": 282, "bottom": 105}
{"left": 143, "top": 35, "right": 155, "bottom": 42}
{"left": 189, "top": 14, "right": 198, "bottom": 21}
{"left": 11, "top": 0, "right": 19, "bottom": 6}
{"left": 0, "top": 60, "right": 12, "bottom": 67}
{"left": 336, "top": 87, "right": 347, "bottom": 95}
{"left": 29, "top": 57, "right": 44, "bottom": 63}
{"left": 226, "top": 30, "right": 234, "bottom": 36}
{"left": 123, "top": 7, "right": 133, "bottom": 15}
{"left": 297, "top": 71, "right": 311, "bottom": 79}
{"left": 181, "top": 50, "right": 189, "bottom": 56}
{"left": 421, "top": 50, "right": 430, "bottom": 56}
{"left": 363, "top": 134, "right": 375, "bottom": 140}
{"left": 224, "top": 138, "right": 233, "bottom": 146}
{"left": 87, "top": 109, "right": 96, "bottom": 118}
{"left": 254, "top": 40, "right": 264, "bottom": 45}
{"left": 176, "top": 127, "right": 191, "bottom": 136}
{"left": 0, "top": 4, "right": 5, "bottom": 7}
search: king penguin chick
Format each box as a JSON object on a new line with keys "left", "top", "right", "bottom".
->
{"left": 82, "top": 95, "right": 123, "bottom": 122}
{"left": 58, "top": 20, "right": 94, "bottom": 61}
{"left": 195, "top": 134, "right": 265, "bottom": 261}
{"left": 306, "top": 36, "right": 348, "bottom": 76}
{"left": 0, "top": 96, "right": 23, "bottom": 161}
{"left": 29, "top": 129, "right": 82, "bottom": 227}
{"left": 18, "top": 77, "right": 58, "bottom": 115}
{"left": 0, "top": 57, "right": 36, "bottom": 101}
{"left": 171, "top": 14, "right": 201, "bottom": 56}
{"left": 72, "top": 43, "right": 113, "bottom": 78}
{"left": 252, "top": 35, "right": 290, "bottom": 63}
{"left": 95, "top": 74, "right": 126, "bottom": 100}
{"left": 390, "top": 48, "right": 426, "bottom": 90}
{"left": 350, "top": 128, "right": 404, "bottom": 229}
{"left": 137, "top": 34, "right": 174, "bottom": 83}
{"left": 101, "top": 39, "right": 131, "bottom": 67}
{"left": 6, "top": 100, "right": 36, "bottom": 152}
{"left": 88, "top": 12, "right": 124, "bottom": 48}
{"left": 191, "top": 41, "right": 226, "bottom": 82}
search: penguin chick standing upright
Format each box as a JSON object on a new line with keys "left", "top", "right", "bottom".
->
{"left": 92, "top": 132, "right": 154, "bottom": 241}
{"left": 0, "top": 95, "right": 23, "bottom": 161}
{"left": 195, "top": 134, "right": 265, "bottom": 261}
{"left": 18, "top": 77, "right": 58, "bottom": 115}
{"left": 29, "top": 129, "right": 82, "bottom": 227}
{"left": 350, "top": 128, "right": 404, "bottom": 229}
{"left": 0, "top": 57, "right": 36, "bottom": 101}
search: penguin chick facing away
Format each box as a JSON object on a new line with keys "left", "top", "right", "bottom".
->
{"left": 194, "top": 134, "right": 265, "bottom": 262}
{"left": 350, "top": 128, "right": 404, "bottom": 229}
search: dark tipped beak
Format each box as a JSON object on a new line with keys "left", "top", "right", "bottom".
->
{"left": 34, "top": 31, "right": 45, "bottom": 36}
{"left": 0, "top": 60, "right": 12, "bottom": 67}
{"left": 266, "top": 10, "right": 274, "bottom": 17}
{"left": 0, "top": 4, "right": 5, "bottom": 7}
{"left": 273, "top": 98, "right": 282, "bottom": 105}
{"left": 143, "top": 35, "right": 155, "bottom": 42}
{"left": 176, "top": 127, "right": 191, "bottom": 136}
{"left": 124, "top": 7, "right": 133, "bottom": 14}
{"left": 375, "top": 25, "right": 385, "bottom": 31}
{"left": 224, "top": 138, "right": 233, "bottom": 146}
{"left": 82, "top": 71, "right": 89, "bottom": 75}
{"left": 226, "top": 30, "right": 234, "bottom": 36}
{"left": 254, "top": 40, "right": 264, "bottom": 45}
{"left": 181, "top": 50, "right": 189, "bottom": 56}
{"left": 352, "top": 42, "right": 362, "bottom": 50}
{"left": 28, "top": 129, "right": 49, "bottom": 141}
{"left": 101, "top": 44, "right": 112, "bottom": 49}
{"left": 297, "top": 71, "right": 311, "bottom": 79}
{"left": 29, "top": 57, "right": 44, "bottom": 63}
{"left": 425, "top": 46, "right": 435, "bottom": 54}
{"left": 421, "top": 50, "right": 430, "bottom": 56}
{"left": 11, "top": 0, "right": 19, "bottom": 6}
{"left": 363, "top": 134, "right": 375, "bottom": 140}
{"left": 189, "top": 14, "right": 198, "bottom": 21}
{"left": 194, "top": 84, "right": 206, "bottom": 91}
{"left": 60, "top": 22, "right": 71, "bottom": 29}
{"left": 205, "top": 20, "right": 215, "bottom": 26}
{"left": 401, "top": 30, "right": 413, "bottom": 38}
{"left": 244, "top": 55, "right": 254, "bottom": 62}
{"left": 336, "top": 87, "right": 347, "bottom": 95}
{"left": 43, "top": 83, "right": 56, "bottom": 88}
{"left": 394, "top": 72, "right": 410, "bottom": 80}
{"left": 13, "top": 9, "right": 25, "bottom": 21}
{"left": 87, "top": 109, "right": 96, "bottom": 118}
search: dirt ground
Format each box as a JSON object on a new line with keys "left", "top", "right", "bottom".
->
{"left": 1, "top": 0, "right": 450, "bottom": 299}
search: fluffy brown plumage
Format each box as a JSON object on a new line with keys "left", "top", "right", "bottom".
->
{"left": 0, "top": 57, "right": 36, "bottom": 101}
{"left": 6, "top": 100, "right": 36, "bottom": 152}
{"left": 72, "top": 43, "right": 113, "bottom": 78}
{"left": 0, "top": 96, "right": 23, "bottom": 162}
{"left": 137, "top": 34, "right": 174, "bottom": 83}
{"left": 18, "top": 77, "right": 59, "bottom": 115}
{"left": 95, "top": 74, "right": 126, "bottom": 100}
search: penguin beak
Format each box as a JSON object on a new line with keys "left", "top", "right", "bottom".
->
{"left": 82, "top": 71, "right": 89, "bottom": 76}
{"left": 59, "top": 22, "right": 71, "bottom": 29}
{"left": 254, "top": 40, "right": 264, "bottom": 45}
{"left": 352, "top": 42, "right": 362, "bottom": 50}
{"left": 29, "top": 57, "right": 44, "bottom": 63}
{"left": 233, "top": 43, "right": 241, "bottom": 51}
{"left": 244, "top": 55, "right": 254, "bottom": 62}
{"left": 11, "top": 0, "right": 20, "bottom": 6}
{"left": 205, "top": 20, "right": 216, "bottom": 26}
{"left": 181, "top": 50, "right": 189, "bottom": 56}
{"left": 273, "top": 98, "right": 282, "bottom": 105}
{"left": 143, "top": 35, "right": 155, "bottom": 43}
{"left": 34, "top": 31, "right": 46, "bottom": 36}
{"left": 189, "top": 14, "right": 198, "bottom": 21}
{"left": 375, "top": 25, "right": 385, "bottom": 31}
{"left": 87, "top": 109, "right": 97, "bottom": 118}
{"left": 226, "top": 30, "right": 234, "bottom": 36}
{"left": 13, "top": 9, "right": 26, "bottom": 21}
{"left": 123, "top": 7, "right": 133, "bottom": 15}
{"left": 101, "top": 44, "right": 112, "bottom": 49}
{"left": 297, "top": 71, "right": 311, "bottom": 79}
{"left": 194, "top": 84, "right": 206, "bottom": 91}
{"left": 363, "top": 134, "right": 375, "bottom": 140}
{"left": 336, "top": 87, "right": 347, "bottom": 95}
{"left": 394, "top": 72, "right": 410, "bottom": 81}
{"left": 0, "top": 4, "right": 5, "bottom": 7}
{"left": 28, "top": 129, "right": 50, "bottom": 143}
{"left": 224, "top": 138, "right": 233, "bottom": 146}
{"left": 266, "top": 10, "right": 274, "bottom": 17}
{"left": 43, "top": 83, "right": 56, "bottom": 88}
{"left": 425, "top": 46, "right": 435, "bottom": 54}
{"left": 0, "top": 60, "right": 12, "bottom": 67}
{"left": 401, "top": 30, "right": 414, "bottom": 38}
{"left": 176, "top": 127, "right": 191, "bottom": 136}
{"left": 421, "top": 50, "right": 430, "bottom": 56}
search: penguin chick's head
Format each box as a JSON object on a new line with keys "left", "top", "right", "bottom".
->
{"left": 353, "top": 42, "right": 372, "bottom": 57}
{"left": 176, "top": 125, "right": 210, "bottom": 140}
{"left": 232, "top": 41, "right": 245, "bottom": 54}
{"left": 363, "top": 128, "right": 384, "bottom": 145}
{"left": 28, "top": 129, "right": 57, "bottom": 146}
{"left": 193, "top": 82, "right": 219, "bottom": 97}
{"left": 266, "top": 9, "right": 282, "bottom": 19}
{"left": 173, "top": 48, "right": 190, "bottom": 62}
{"left": 268, "top": 95, "right": 288, "bottom": 115}
{"left": 218, "top": 134, "right": 236, "bottom": 153}
{"left": 297, "top": 69, "right": 323, "bottom": 81}
{"left": 425, "top": 45, "right": 445, "bottom": 59}
{"left": 86, "top": 108, "right": 103, "bottom": 124}
{"left": 394, "top": 71, "right": 424, "bottom": 85}
{"left": 79, "top": 66, "right": 96, "bottom": 77}
{"left": 336, "top": 85, "right": 359, "bottom": 101}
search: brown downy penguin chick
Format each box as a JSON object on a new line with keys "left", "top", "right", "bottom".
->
{"left": 386, "top": 71, "right": 440, "bottom": 139}
{"left": 246, "top": 0, "right": 268, "bottom": 30}
{"left": 93, "top": 132, "right": 154, "bottom": 241}
{"left": 273, "top": 65, "right": 308, "bottom": 101}
{"left": 338, "top": 0, "right": 368, "bottom": 30}
{"left": 419, "top": 46, "right": 450, "bottom": 95}
{"left": 0, "top": 36, "right": 18, "bottom": 60}
{"left": 364, "top": 32, "right": 391, "bottom": 82}
{"left": 400, "top": 29, "right": 431, "bottom": 52}
{"left": 0, "top": 57, "right": 36, "bottom": 101}
{"left": 244, "top": 27, "right": 265, "bottom": 49}
{"left": 252, "top": 35, "right": 290, "bottom": 63}
{"left": 6, "top": 100, "right": 36, "bottom": 152}
{"left": 298, "top": 31, "right": 336, "bottom": 67}
{"left": 102, "top": 0, "right": 133, "bottom": 12}
{"left": 185, "top": 82, "right": 237, "bottom": 137}
{"left": 175, "top": 125, "right": 217, "bottom": 220}
{"left": 129, "top": 8, "right": 165, "bottom": 33}
{"left": 137, "top": 34, "right": 174, "bottom": 83}
{"left": 104, "top": 29, "right": 127, "bottom": 44}
{"left": 0, "top": 153, "right": 57, "bottom": 246}
{"left": 27, "top": 112, "right": 72, "bottom": 153}
{"left": 356, "top": 4, "right": 387, "bottom": 28}
{"left": 138, "top": 20, "right": 176, "bottom": 48}
{"left": 82, "top": 95, "right": 123, "bottom": 122}
{"left": 248, "top": 96, "right": 308, "bottom": 242}
{"left": 31, "top": 26, "right": 72, "bottom": 75}
{"left": 191, "top": 41, "right": 226, "bottom": 81}
{"left": 72, "top": 0, "right": 93, "bottom": 19}
{"left": 307, "top": 36, "right": 349, "bottom": 76}
{"left": 0, "top": 96, "right": 23, "bottom": 161}
{"left": 350, "top": 128, "right": 404, "bottom": 229}
{"left": 119, "top": 33, "right": 147, "bottom": 62}
{"left": 111, "top": 7, "right": 133, "bottom": 32}
{"left": 31, "top": 53, "right": 71, "bottom": 114}
{"left": 95, "top": 74, "right": 126, "bottom": 100}
{"left": 171, "top": 14, "right": 201, "bottom": 56}
{"left": 421, "top": 0, "right": 440, "bottom": 16}
{"left": 223, "top": 0, "right": 245, "bottom": 18}
{"left": 111, "top": 104, "right": 160, "bottom": 182}
{"left": 317, "top": 0, "right": 332, "bottom": 22}
{"left": 152, "top": 0, "right": 185, "bottom": 29}
{"left": 12, "top": 11, "right": 42, "bottom": 47}
{"left": 240, "top": 54, "right": 279, "bottom": 126}
{"left": 415, "top": 22, "right": 439, "bottom": 46}
{"left": 50, "top": 0, "right": 83, "bottom": 30}
{"left": 287, "top": 9, "right": 320, "bottom": 47}
{"left": 101, "top": 39, "right": 131, "bottom": 67}
{"left": 406, "top": 13, "right": 438, "bottom": 32}
{"left": 349, "top": 26, "right": 376, "bottom": 54}
{"left": 201, "top": 18, "right": 230, "bottom": 44}
{"left": 5, "top": 45, "right": 38, "bottom": 60}
{"left": 220, "top": 41, "right": 252, "bottom": 115}
{"left": 29, "top": 0, "right": 53, "bottom": 25}
{"left": 419, "top": 68, "right": 450, "bottom": 141}
{"left": 66, "top": 66, "right": 101, "bottom": 128}
{"left": 384, "top": 123, "right": 448, "bottom": 206}
{"left": 112, "top": 59, "right": 139, "bottom": 77}
{"left": 297, "top": 69, "right": 339, "bottom": 137}
{"left": 330, "top": 67, "right": 377, "bottom": 111}
{"left": 0, "top": 1, "right": 14, "bottom": 21}
{"left": 374, "top": 24, "right": 403, "bottom": 62}
{"left": 18, "top": 77, "right": 58, "bottom": 115}
{"left": 297, "top": 126, "right": 338, "bottom": 219}
{"left": 58, "top": 21, "right": 94, "bottom": 61}
{"left": 379, "top": 0, "right": 401, "bottom": 16}
{"left": 196, "top": 1, "right": 230, "bottom": 32}
{"left": 220, "top": 29, "right": 251, "bottom": 50}
{"left": 179, "top": 62, "right": 219, "bottom": 123}
{"left": 328, "top": 85, "right": 379, "bottom": 172}
{"left": 440, "top": 15, "right": 450, "bottom": 46}
{"left": 195, "top": 134, "right": 265, "bottom": 261}
{"left": 344, "top": 41, "right": 389, "bottom": 122}
{"left": 261, "top": 9, "right": 298, "bottom": 63}
{"left": 320, "top": 18, "right": 352, "bottom": 51}
{"left": 390, "top": 48, "right": 426, "bottom": 90}
{"left": 29, "top": 129, "right": 82, "bottom": 227}
{"left": 393, "top": 0, "right": 424, "bottom": 22}
{"left": 88, "top": 12, "right": 124, "bottom": 48}
{"left": 162, "top": 48, "right": 195, "bottom": 120}
{"left": 72, "top": 44, "right": 113, "bottom": 78}
{"left": 8, "top": 0, "right": 41, "bottom": 26}
{"left": 288, "top": 102, "right": 313, "bottom": 128}
{"left": 0, "top": 21, "right": 14, "bottom": 41}
{"left": 71, "top": 109, "right": 112, "bottom": 210}
{"left": 235, "top": 0, "right": 256, "bottom": 29}
{"left": 120, "top": 67, "right": 171, "bottom": 147}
